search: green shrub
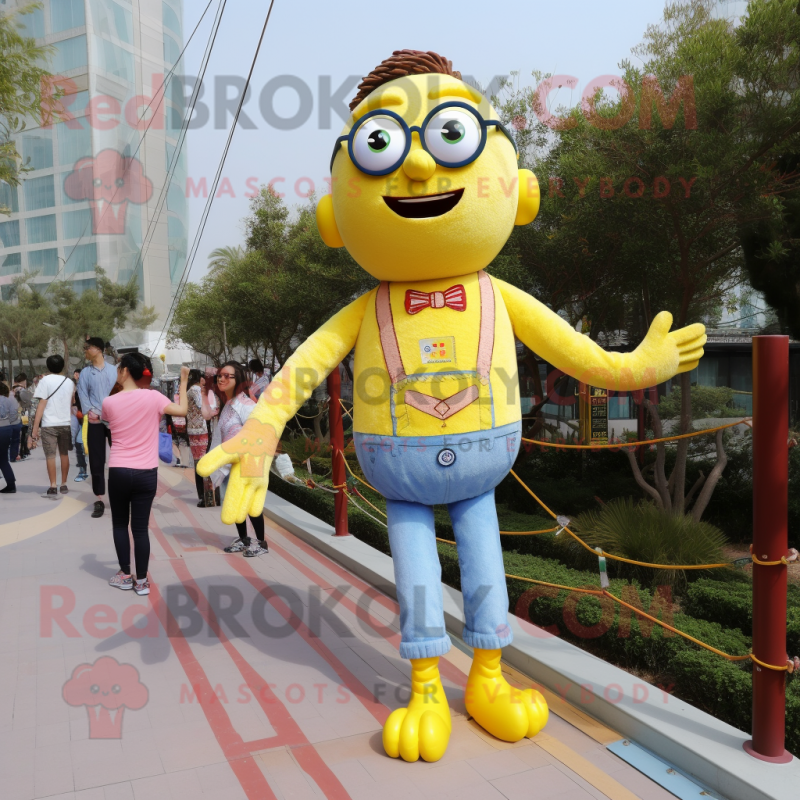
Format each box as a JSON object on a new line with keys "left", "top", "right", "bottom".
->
{"left": 558, "top": 498, "right": 728, "bottom": 587}
{"left": 685, "top": 579, "right": 754, "bottom": 634}
{"left": 657, "top": 385, "right": 741, "bottom": 420}
{"left": 666, "top": 650, "right": 752, "bottom": 730}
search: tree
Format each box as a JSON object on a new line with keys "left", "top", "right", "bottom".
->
{"left": 0, "top": 3, "right": 57, "bottom": 206}
{"left": 46, "top": 268, "right": 153, "bottom": 367}
{"left": 172, "top": 187, "right": 373, "bottom": 370}
{"left": 168, "top": 280, "right": 228, "bottom": 366}
{"left": 207, "top": 245, "right": 244, "bottom": 277}
{"left": 0, "top": 276, "right": 49, "bottom": 374}
{"left": 491, "top": 0, "right": 800, "bottom": 519}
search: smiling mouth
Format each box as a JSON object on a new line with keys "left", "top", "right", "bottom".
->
{"left": 383, "top": 188, "right": 464, "bottom": 219}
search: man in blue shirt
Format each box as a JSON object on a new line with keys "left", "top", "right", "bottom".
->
{"left": 77, "top": 337, "right": 118, "bottom": 518}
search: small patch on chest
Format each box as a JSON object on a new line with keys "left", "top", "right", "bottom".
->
{"left": 419, "top": 336, "right": 455, "bottom": 365}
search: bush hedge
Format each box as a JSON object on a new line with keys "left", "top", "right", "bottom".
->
{"left": 684, "top": 578, "right": 800, "bottom": 658}
{"left": 266, "top": 477, "right": 798, "bottom": 755}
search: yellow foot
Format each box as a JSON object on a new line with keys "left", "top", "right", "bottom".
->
{"left": 382, "top": 656, "right": 452, "bottom": 762}
{"left": 465, "top": 648, "right": 549, "bottom": 742}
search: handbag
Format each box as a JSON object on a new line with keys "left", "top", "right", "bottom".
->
{"left": 158, "top": 432, "right": 173, "bottom": 464}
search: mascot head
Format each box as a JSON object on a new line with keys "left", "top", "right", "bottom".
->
{"left": 316, "top": 50, "right": 540, "bottom": 283}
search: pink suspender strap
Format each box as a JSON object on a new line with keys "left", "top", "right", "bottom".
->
{"left": 376, "top": 282, "right": 406, "bottom": 384}
{"left": 375, "top": 273, "right": 495, "bottom": 384}
{"left": 476, "top": 270, "right": 495, "bottom": 383}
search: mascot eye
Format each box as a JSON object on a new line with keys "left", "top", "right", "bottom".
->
{"left": 90, "top": 684, "right": 100, "bottom": 694}
{"left": 424, "top": 108, "right": 481, "bottom": 165}
{"left": 367, "top": 129, "right": 391, "bottom": 153}
{"left": 112, "top": 684, "right": 121, "bottom": 693}
{"left": 93, "top": 178, "right": 102, "bottom": 187}
{"left": 352, "top": 116, "right": 406, "bottom": 174}
{"left": 441, "top": 120, "right": 465, "bottom": 143}
{"left": 115, "top": 178, "right": 124, "bottom": 188}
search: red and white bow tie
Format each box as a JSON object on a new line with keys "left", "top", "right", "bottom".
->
{"left": 404, "top": 285, "right": 466, "bottom": 315}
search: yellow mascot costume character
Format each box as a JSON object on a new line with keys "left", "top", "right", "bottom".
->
{"left": 198, "top": 50, "right": 706, "bottom": 763}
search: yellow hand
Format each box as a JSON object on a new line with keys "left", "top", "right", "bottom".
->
{"left": 639, "top": 311, "right": 706, "bottom": 376}
{"left": 196, "top": 419, "right": 279, "bottom": 524}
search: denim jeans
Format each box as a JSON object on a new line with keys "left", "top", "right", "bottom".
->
{"left": 354, "top": 421, "right": 520, "bottom": 658}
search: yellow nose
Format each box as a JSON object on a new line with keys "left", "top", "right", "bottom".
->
{"left": 402, "top": 149, "right": 436, "bottom": 182}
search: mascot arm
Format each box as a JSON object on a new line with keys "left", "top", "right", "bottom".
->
{"left": 495, "top": 278, "right": 706, "bottom": 391}
{"left": 197, "top": 291, "right": 371, "bottom": 523}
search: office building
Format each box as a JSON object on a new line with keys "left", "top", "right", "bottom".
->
{"left": 0, "top": 0, "right": 188, "bottom": 327}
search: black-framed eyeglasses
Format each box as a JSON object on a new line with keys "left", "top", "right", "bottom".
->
{"left": 217, "top": 372, "right": 235, "bottom": 381}
{"left": 329, "top": 101, "right": 517, "bottom": 176}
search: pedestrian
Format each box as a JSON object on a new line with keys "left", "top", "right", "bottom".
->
{"left": 248, "top": 358, "right": 270, "bottom": 401}
{"left": 71, "top": 393, "right": 88, "bottom": 481}
{"left": 77, "top": 337, "right": 118, "bottom": 517}
{"left": 185, "top": 369, "right": 217, "bottom": 506}
{"left": 210, "top": 361, "right": 269, "bottom": 557}
{"left": 0, "top": 383, "right": 20, "bottom": 493}
{"left": 104, "top": 354, "right": 188, "bottom": 596}
{"left": 11, "top": 374, "right": 32, "bottom": 461}
{"left": 28, "top": 355, "right": 75, "bottom": 497}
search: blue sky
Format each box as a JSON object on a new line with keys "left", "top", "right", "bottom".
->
{"left": 181, "top": 0, "right": 669, "bottom": 279}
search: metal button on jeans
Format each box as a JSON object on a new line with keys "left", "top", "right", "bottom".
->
{"left": 437, "top": 448, "right": 456, "bottom": 467}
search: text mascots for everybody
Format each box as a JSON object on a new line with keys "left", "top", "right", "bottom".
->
{"left": 198, "top": 50, "right": 706, "bottom": 763}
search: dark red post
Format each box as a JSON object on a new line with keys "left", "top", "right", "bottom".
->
{"left": 745, "top": 335, "right": 791, "bottom": 762}
{"left": 327, "top": 365, "right": 349, "bottom": 537}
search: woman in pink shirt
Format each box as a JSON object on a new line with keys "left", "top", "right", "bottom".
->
{"left": 103, "top": 354, "right": 188, "bottom": 596}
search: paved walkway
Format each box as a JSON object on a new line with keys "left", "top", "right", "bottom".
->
{"left": 1, "top": 450, "right": 677, "bottom": 800}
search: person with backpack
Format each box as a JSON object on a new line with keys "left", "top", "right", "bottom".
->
{"left": 103, "top": 354, "right": 188, "bottom": 596}
{"left": 28, "top": 355, "right": 75, "bottom": 498}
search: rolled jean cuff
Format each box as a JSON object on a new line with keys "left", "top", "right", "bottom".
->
{"left": 398, "top": 636, "right": 451, "bottom": 660}
{"left": 462, "top": 627, "right": 513, "bottom": 651}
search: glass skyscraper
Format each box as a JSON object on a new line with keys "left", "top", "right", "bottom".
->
{"left": 0, "top": 0, "right": 188, "bottom": 328}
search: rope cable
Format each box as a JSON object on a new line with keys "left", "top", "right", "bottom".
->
{"left": 153, "top": 0, "right": 278, "bottom": 355}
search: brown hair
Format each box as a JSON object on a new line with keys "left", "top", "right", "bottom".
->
{"left": 350, "top": 50, "right": 461, "bottom": 111}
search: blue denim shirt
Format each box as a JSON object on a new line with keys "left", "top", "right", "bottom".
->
{"left": 77, "top": 361, "right": 117, "bottom": 416}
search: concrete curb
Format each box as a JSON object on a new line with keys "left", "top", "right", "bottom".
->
{"left": 263, "top": 490, "right": 799, "bottom": 800}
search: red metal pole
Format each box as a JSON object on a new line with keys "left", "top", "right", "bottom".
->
{"left": 327, "top": 365, "right": 350, "bottom": 537}
{"left": 745, "top": 335, "right": 791, "bottom": 762}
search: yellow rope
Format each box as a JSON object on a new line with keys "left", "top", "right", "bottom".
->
{"left": 521, "top": 417, "right": 750, "bottom": 450}
{"left": 508, "top": 469, "right": 731, "bottom": 571}
{"left": 751, "top": 552, "right": 795, "bottom": 566}
{"left": 750, "top": 652, "right": 790, "bottom": 672}
{"left": 341, "top": 451, "right": 380, "bottom": 494}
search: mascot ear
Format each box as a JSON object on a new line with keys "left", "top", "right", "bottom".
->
{"left": 316, "top": 194, "right": 344, "bottom": 248}
{"left": 515, "top": 169, "right": 540, "bottom": 226}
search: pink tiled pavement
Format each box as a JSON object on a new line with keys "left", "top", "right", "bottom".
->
{"left": 0, "top": 452, "right": 679, "bottom": 799}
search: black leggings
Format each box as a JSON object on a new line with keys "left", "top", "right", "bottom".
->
{"left": 87, "top": 422, "right": 111, "bottom": 496}
{"left": 235, "top": 515, "right": 265, "bottom": 544}
{"left": 108, "top": 467, "right": 158, "bottom": 580}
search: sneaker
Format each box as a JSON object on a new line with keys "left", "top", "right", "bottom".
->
{"left": 42, "top": 487, "right": 58, "bottom": 499}
{"left": 223, "top": 538, "right": 248, "bottom": 553}
{"left": 109, "top": 570, "right": 133, "bottom": 590}
{"left": 74, "top": 471, "right": 87, "bottom": 482}
{"left": 60, "top": 485, "right": 68, "bottom": 494}
{"left": 91, "top": 500, "right": 105, "bottom": 518}
{"left": 244, "top": 542, "right": 269, "bottom": 558}
{"left": 134, "top": 579, "right": 150, "bottom": 596}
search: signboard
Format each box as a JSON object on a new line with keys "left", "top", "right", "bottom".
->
{"left": 578, "top": 384, "right": 608, "bottom": 444}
